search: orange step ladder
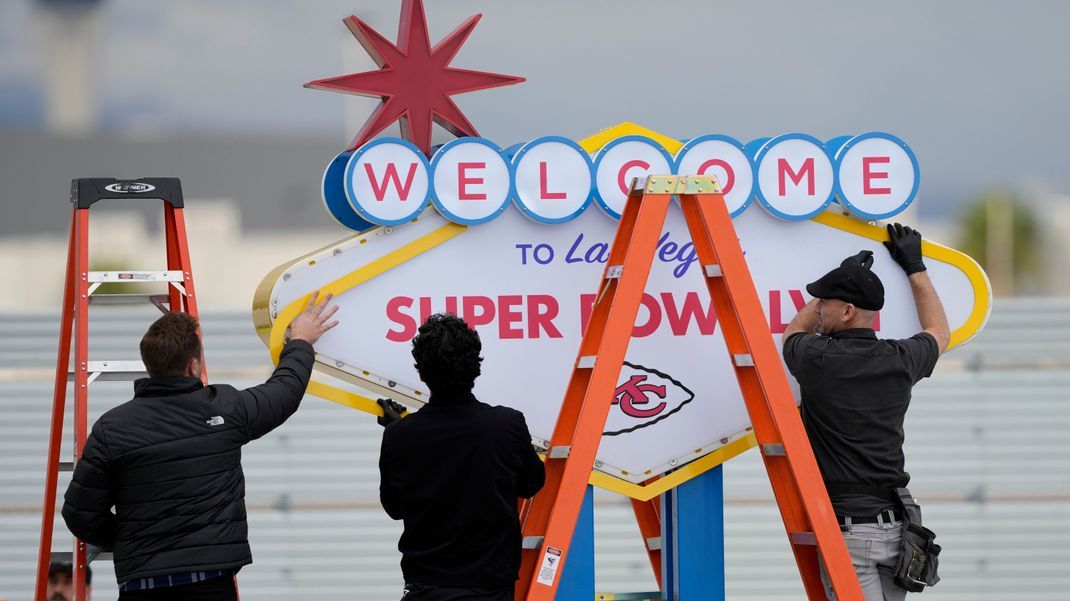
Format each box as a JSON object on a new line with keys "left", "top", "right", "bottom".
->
{"left": 516, "top": 174, "right": 863, "bottom": 600}
{"left": 34, "top": 178, "right": 207, "bottom": 601}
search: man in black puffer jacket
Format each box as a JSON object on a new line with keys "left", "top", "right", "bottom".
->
{"left": 62, "top": 292, "right": 338, "bottom": 600}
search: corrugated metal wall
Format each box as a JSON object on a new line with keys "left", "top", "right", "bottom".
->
{"left": 2, "top": 299, "right": 1068, "bottom": 600}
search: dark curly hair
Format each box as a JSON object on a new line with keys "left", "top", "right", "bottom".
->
{"left": 411, "top": 313, "right": 483, "bottom": 397}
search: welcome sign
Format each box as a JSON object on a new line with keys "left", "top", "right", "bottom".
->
{"left": 255, "top": 122, "right": 990, "bottom": 499}
{"left": 321, "top": 129, "right": 920, "bottom": 231}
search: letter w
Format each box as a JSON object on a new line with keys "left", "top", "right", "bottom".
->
{"left": 364, "top": 163, "right": 418, "bottom": 201}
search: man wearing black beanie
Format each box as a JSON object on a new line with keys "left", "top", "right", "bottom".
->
{"left": 782, "top": 223, "right": 950, "bottom": 601}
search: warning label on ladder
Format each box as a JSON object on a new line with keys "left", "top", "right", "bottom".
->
{"left": 536, "top": 546, "right": 563, "bottom": 586}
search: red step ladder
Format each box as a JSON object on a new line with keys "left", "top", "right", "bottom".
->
{"left": 516, "top": 174, "right": 864, "bottom": 600}
{"left": 34, "top": 178, "right": 206, "bottom": 601}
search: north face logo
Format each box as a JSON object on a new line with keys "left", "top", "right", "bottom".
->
{"left": 206, "top": 416, "right": 225, "bottom": 427}
{"left": 603, "top": 362, "right": 694, "bottom": 436}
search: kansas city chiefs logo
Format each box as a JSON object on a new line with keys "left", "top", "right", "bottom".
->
{"left": 603, "top": 362, "right": 694, "bottom": 436}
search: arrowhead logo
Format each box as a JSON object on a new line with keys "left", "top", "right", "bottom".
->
{"left": 605, "top": 362, "right": 694, "bottom": 437}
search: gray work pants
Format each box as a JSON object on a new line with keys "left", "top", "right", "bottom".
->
{"left": 819, "top": 516, "right": 907, "bottom": 601}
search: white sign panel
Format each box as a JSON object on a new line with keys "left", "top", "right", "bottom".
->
{"left": 593, "top": 136, "right": 674, "bottom": 219}
{"left": 430, "top": 138, "right": 512, "bottom": 224}
{"left": 674, "top": 135, "right": 755, "bottom": 217}
{"left": 265, "top": 206, "right": 988, "bottom": 483}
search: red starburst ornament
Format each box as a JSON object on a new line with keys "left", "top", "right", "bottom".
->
{"left": 305, "top": 0, "right": 525, "bottom": 157}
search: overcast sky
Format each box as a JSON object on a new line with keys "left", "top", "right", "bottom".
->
{"left": 1, "top": 0, "right": 1068, "bottom": 216}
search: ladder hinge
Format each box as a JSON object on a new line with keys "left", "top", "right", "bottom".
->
{"left": 547, "top": 446, "right": 571, "bottom": 459}
{"left": 704, "top": 264, "right": 723, "bottom": 277}
{"left": 760, "top": 443, "right": 786, "bottom": 456}
{"left": 577, "top": 356, "right": 596, "bottom": 369}
{"left": 521, "top": 536, "right": 544, "bottom": 549}
{"left": 732, "top": 354, "right": 754, "bottom": 367}
{"left": 645, "top": 536, "right": 662, "bottom": 551}
{"left": 790, "top": 532, "right": 817, "bottom": 545}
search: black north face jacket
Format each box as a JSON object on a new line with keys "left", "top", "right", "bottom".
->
{"left": 62, "top": 340, "right": 313, "bottom": 583}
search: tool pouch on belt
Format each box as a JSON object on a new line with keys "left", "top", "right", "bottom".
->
{"left": 893, "top": 487, "right": 941, "bottom": 592}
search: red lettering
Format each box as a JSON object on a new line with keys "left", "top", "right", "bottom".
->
{"left": 769, "top": 289, "right": 808, "bottom": 334}
{"left": 527, "top": 295, "right": 563, "bottom": 339}
{"left": 462, "top": 296, "right": 496, "bottom": 328}
{"left": 363, "top": 162, "right": 418, "bottom": 201}
{"left": 617, "top": 159, "right": 651, "bottom": 195}
{"left": 661, "top": 292, "right": 717, "bottom": 336}
{"left": 498, "top": 295, "right": 523, "bottom": 339}
{"left": 579, "top": 294, "right": 596, "bottom": 334}
{"left": 539, "top": 162, "right": 567, "bottom": 200}
{"left": 385, "top": 296, "right": 417, "bottom": 342}
{"left": 862, "top": 156, "right": 892, "bottom": 194}
{"left": 444, "top": 296, "right": 458, "bottom": 316}
{"left": 778, "top": 157, "right": 815, "bottom": 196}
{"left": 419, "top": 295, "right": 432, "bottom": 322}
{"left": 457, "top": 162, "right": 487, "bottom": 200}
{"left": 697, "top": 158, "right": 735, "bottom": 194}
{"left": 633, "top": 294, "right": 661, "bottom": 337}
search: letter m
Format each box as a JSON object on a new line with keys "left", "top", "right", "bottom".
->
{"left": 778, "top": 157, "right": 815, "bottom": 196}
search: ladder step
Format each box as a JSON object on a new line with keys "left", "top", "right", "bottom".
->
{"left": 644, "top": 536, "right": 661, "bottom": 551}
{"left": 577, "top": 356, "right": 596, "bottom": 369}
{"left": 790, "top": 532, "right": 818, "bottom": 545}
{"left": 88, "top": 293, "right": 171, "bottom": 306}
{"left": 51, "top": 549, "right": 114, "bottom": 563}
{"left": 606, "top": 265, "right": 623, "bottom": 279}
{"left": 704, "top": 264, "right": 723, "bottom": 277}
{"left": 595, "top": 593, "right": 662, "bottom": 601}
{"left": 732, "top": 353, "right": 754, "bottom": 367}
{"left": 547, "top": 446, "right": 570, "bottom": 459}
{"left": 760, "top": 443, "right": 786, "bottom": 456}
{"left": 69, "top": 360, "right": 149, "bottom": 382}
{"left": 59, "top": 461, "right": 74, "bottom": 472}
{"left": 521, "top": 536, "right": 544, "bottom": 549}
{"left": 88, "top": 270, "right": 184, "bottom": 283}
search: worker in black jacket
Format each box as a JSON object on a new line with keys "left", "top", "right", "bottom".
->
{"left": 378, "top": 313, "right": 546, "bottom": 601}
{"left": 62, "top": 292, "right": 338, "bottom": 600}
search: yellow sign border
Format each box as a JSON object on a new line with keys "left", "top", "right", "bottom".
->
{"left": 252, "top": 121, "right": 991, "bottom": 500}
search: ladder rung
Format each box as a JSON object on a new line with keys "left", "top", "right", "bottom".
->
{"left": 704, "top": 264, "right": 723, "bottom": 277}
{"left": 70, "top": 360, "right": 148, "bottom": 382}
{"left": 595, "top": 593, "right": 662, "bottom": 601}
{"left": 761, "top": 443, "right": 786, "bottom": 456}
{"left": 51, "top": 549, "right": 114, "bottom": 563}
{"left": 521, "top": 536, "right": 544, "bottom": 549}
{"left": 645, "top": 536, "right": 661, "bottom": 551}
{"left": 88, "top": 270, "right": 184, "bottom": 283}
{"left": 88, "top": 293, "right": 171, "bottom": 306}
{"left": 605, "top": 265, "right": 623, "bottom": 279}
{"left": 790, "top": 532, "right": 817, "bottom": 545}
{"left": 577, "top": 356, "right": 596, "bottom": 369}
{"left": 547, "top": 446, "right": 570, "bottom": 459}
{"left": 59, "top": 461, "right": 74, "bottom": 472}
{"left": 732, "top": 354, "right": 754, "bottom": 367}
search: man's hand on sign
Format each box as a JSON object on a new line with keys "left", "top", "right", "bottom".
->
{"left": 883, "top": 223, "right": 927, "bottom": 275}
{"left": 290, "top": 291, "right": 340, "bottom": 346}
{"left": 377, "top": 398, "right": 407, "bottom": 428}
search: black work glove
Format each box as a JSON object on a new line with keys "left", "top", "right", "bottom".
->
{"left": 376, "top": 398, "right": 406, "bottom": 428}
{"left": 841, "top": 250, "right": 875, "bottom": 269}
{"left": 883, "top": 223, "right": 926, "bottom": 275}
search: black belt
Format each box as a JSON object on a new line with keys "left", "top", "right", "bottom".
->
{"left": 838, "top": 509, "right": 900, "bottom": 527}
